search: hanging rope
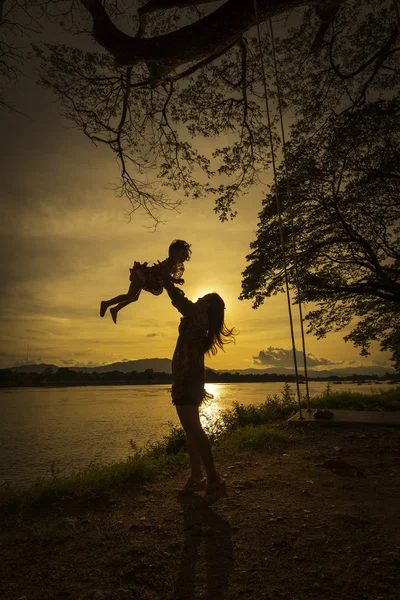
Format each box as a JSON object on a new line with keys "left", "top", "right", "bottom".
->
{"left": 252, "top": 0, "right": 304, "bottom": 418}
{"left": 268, "top": 18, "right": 311, "bottom": 412}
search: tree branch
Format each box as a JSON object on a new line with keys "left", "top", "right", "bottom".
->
{"left": 311, "top": 1, "right": 342, "bottom": 56}
{"left": 79, "top": 0, "right": 332, "bottom": 86}
{"left": 138, "top": 0, "right": 218, "bottom": 16}
{"left": 308, "top": 281, "right": 400, "bottom": 304}
{"left": 169, "top": 39, "right": 237, "bottom": 82}
{"left": 328, "top": 26, "right": 399, "bottom": 81}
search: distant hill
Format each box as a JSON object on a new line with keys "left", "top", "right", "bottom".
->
{"left": 9, "top": 363, "right": 60, "bottom": 374}
{"left": 69, "top": 358, "right": 173, "bottom": 374}
{"left": 7, "top": 360, "right": 396, "bottom": 377}
{"left": 9, "top": 359, "right": 173, "bottom": 374}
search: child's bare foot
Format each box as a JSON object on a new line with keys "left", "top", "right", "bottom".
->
{"left": 100, "top": 301, "right": 107, "bottom": 317}
{"left": 110, "top": 307, "right": 118, "bottom": 324}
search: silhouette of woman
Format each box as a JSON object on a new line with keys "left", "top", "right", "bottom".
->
{"left": 163, "top": 279, "right": 235, "bottom": 504}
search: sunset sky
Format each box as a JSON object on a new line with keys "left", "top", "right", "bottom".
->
{"left": 0, "top": 14, "right": 394, "bottom": 374}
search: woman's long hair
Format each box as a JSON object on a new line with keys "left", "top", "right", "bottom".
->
{"left": 202, "top": 293, "right": 236, "bottom": 356}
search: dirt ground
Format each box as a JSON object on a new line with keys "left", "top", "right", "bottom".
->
{"left": 1, "top": 423, "right": 400, "bottom": 600}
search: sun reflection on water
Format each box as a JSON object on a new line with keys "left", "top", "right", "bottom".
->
{"left": 200, "top": 384, "right": 223, "bottom": 429}
{"left": 205, "top": 383, "right": 220, "bottom": 399}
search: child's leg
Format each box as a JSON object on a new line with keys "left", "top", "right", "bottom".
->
{"left": 105, "top": 283, "right": 140, "bottom": 306}
{"left": 110, "top": 289, "right": 141, "bottom": 323}
{"left": 100, "top": 275, "right": 141, "bottom": 318}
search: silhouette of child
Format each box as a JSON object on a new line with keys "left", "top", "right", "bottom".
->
{"left": 100, "top": 239, "right": 192, "bottom": 323}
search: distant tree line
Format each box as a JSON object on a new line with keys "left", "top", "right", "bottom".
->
{"left": 206, "top": 371, "right": 400, "bottom": 384}
{"left": 0, "top": 367, "right": 398, "bottom": 388}
{"left": 0, "top": 367, "right": 171, "bottom": 388}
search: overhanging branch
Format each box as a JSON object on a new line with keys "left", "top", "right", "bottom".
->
{"left": 138, "top": 0, "right": 218, "bottom": 16}
{"left": 79, "top": 0, "right": 338, "bottom": 86}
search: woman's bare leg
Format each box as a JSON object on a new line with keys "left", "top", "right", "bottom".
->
{"left": 183, "top": 430, "right": 204, "bottom": 481}
{"left": 176, "top": 404, "right": 218, "bottom": 484}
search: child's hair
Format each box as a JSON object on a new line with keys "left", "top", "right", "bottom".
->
{"left": 202, "top": 293, "right": 236, "bottom": 356}
{"left": 169, "top": 239, "right": 192, "bottom": 261}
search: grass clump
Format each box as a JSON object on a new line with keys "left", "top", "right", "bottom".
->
{"left": 0, "top": 440, "right": 187, "bottom": 525}
{"left": 218, "top": 424, "right": 299, "bottom": 452}
{"left": 308, "top": 385, "right": 400, "bottom": 412}
{"left": 204, "top": 383, "right": 298, "bottom": 440}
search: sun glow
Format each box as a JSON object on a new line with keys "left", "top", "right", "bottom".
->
{"left": 192, "top": 288, "right": 213, "bottom": 301}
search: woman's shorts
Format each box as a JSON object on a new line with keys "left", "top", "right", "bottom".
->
{"left": 172, "top": 395, "right": 202, "bottom": 407}
{"left": 172, "top": 390, "right": 213, "bottom": 407}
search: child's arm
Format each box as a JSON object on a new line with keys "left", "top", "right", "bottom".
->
{"left": 156, "top": 259, "right": 184, "bottom": 285}
{"left": 169, "top": 261, "right": 185, "bottom": 285}
{"left": 163, "top": 280, "right": 193, "bottom": 316}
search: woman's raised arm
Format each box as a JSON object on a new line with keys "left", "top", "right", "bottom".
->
{"left": 164, "top": 280, "right": 194, "bottom": 317}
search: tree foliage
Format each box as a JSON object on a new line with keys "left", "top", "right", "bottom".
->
{"left": 1, "top": 1, "right": 398, "bottom": 222}
{"left": 241, "top": 98, "right": 400, "bottom": 367}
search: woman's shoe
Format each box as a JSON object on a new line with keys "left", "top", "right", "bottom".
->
{"left": 203, "top": 478, "right": 227, "bottom": 505}
{"left": 178, "top": 476, "right": 207, "bottom": 496}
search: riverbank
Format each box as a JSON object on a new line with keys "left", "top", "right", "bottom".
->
{"left": 1, "top": 389, "right": 400, "bottom": 599}
{"left": 1, "top": 422, "right": 400, "bottom": 599}
{"left": 3, "top": 383, "right": 399, "bottom": 489}
{"left": 1, "top": 387, "right": 399, "bottom": 516}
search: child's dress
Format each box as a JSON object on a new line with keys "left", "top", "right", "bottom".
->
{"left": 129, "top": 258, "right": 185, "bottom": 296}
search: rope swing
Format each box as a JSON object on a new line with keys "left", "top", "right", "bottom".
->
{"left": 251, "top": 0, "right": 400, "bottom": 415}
{"left": 252, "top": 0, "right": 312, "bottom": 418}
{"left": 268, "top": 18, "right": 311, "bottom": 412}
